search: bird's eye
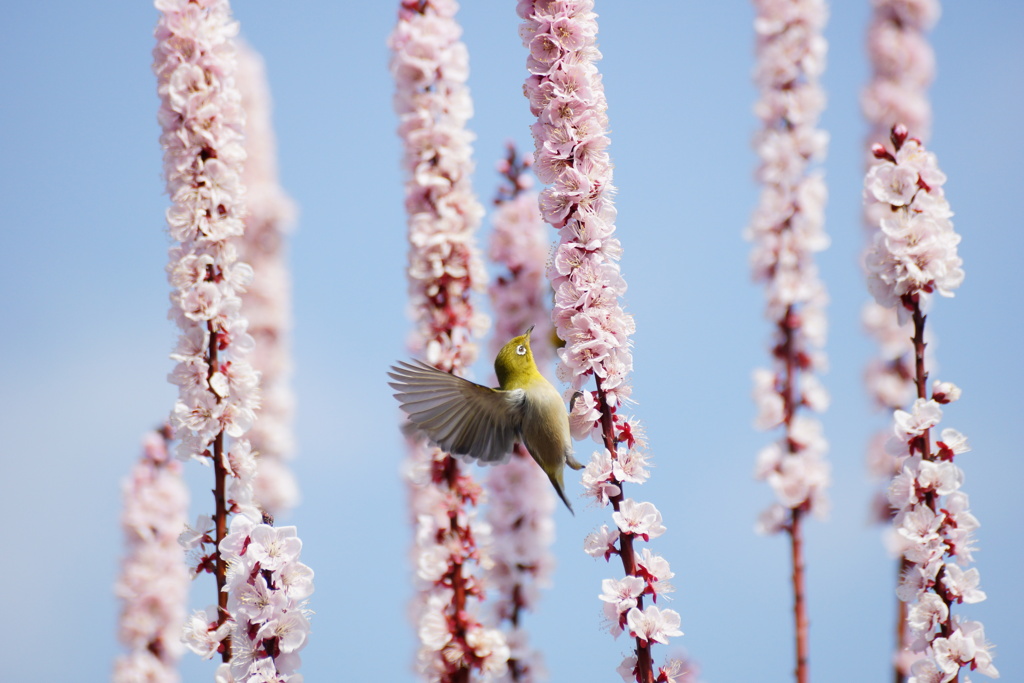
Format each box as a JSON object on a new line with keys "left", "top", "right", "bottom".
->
{"left": 516, "top": 344, "right": 527, "bottom": 356}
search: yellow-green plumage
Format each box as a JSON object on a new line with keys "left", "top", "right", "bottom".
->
{"left": 388, "top": 327, "right": 582, "bottom": 512}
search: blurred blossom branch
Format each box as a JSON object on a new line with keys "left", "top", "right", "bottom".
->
{"left": 389, "top": 1, "right": 509, "bottom": 680}
{"left": 864, "top": 125, "right": 995, "bottom": 683}
{"left": 114, "top": 427, "right": 190, "bottom": 683}
{"left": 235, "top": 41, "right": 300, "bottom": 517}
{"left": 517, "top": 2, "right": 683, "bottom": 681}
{"left": 747, "top": 2, "right": 831, "bottom": 681}
{"left": 486, "top": 144, "right": 555, "bottom": 683}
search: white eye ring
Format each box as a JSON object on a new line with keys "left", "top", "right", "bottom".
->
{"left": 516, "top": 344, "right": 527, "bottom": 356}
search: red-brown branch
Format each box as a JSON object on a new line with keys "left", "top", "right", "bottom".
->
{"left": 207, "top": 318, "right": 231, "bottom": 662}
{"left": 596, "top": 379, "right": 653, "bottom": 683}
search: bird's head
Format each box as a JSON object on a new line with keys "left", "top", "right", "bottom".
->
{"left": 494, "top": 326, "right": 540, "bottom": 388}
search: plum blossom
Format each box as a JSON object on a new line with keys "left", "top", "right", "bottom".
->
{"left": 154, "top": 0, "right": 264, "bottom": 665}
{"left": 235, "top": 41, "right": 300, "bottom": 516}
{"left": 114, "top": 429, "right": 190, "bottom": 683}
{"left": 626, "top": 605, "right": 683, "bottom": 647}
{"left": 864, "top": 133, "right": 996, "bottom": 679}
{"left": 747, "top": 6, "right": 830, "bottom": 682}
{"left": 518, "top": 2, "right": 679, "bottom": 679}
{"left": 863, "top": 127, "right": 963, "bottom": 319}
{"left": 748, "top": 0, "right": 831, "bottom": 530}
{"left": 183, "top": 606, "right": 232, "bottom": 660}
{"left": 390, "top": 2, "right": 507, "bottom": 681}
{"left": 612, "top": 499, "right": 666, "bottom": 542}
{"left": 863, "top": 0, "right": 939, "bottom": 155}
{"left": 220, "top": 514, "right": 314, "bottom": 681}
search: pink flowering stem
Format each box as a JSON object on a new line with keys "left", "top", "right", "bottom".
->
{"left": 861, "top": 6, "right": 940, "bottom": 676}
{"left": 154, "top": 0, "right": 263, "bottom": 664}
{"left": 235, "top": 42, "right": 299, "bottom": 516}
{"left": 864, "top": 127, "right": 996, "bottom": 682}
{"left": 390, "top": 1, "right": 509, "bottom": 679}
{"left": 518, "top": 3, "right": 682, "bottom": 681}
{"left": 747, "top": 3, "right": 830, "bottom": 680}
{"left": 114, "top": 426, "right": 189, "bottom": 682}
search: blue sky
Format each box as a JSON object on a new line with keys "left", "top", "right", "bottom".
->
{"left": 1, "top": 2, "right": 1021, "bottom": 681}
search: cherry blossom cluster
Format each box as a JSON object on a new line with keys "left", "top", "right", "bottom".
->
{"left": 209, "top": 512, "right": 315, "bottom": 682}
{"left": 863, "top": 126, "right": 963, "bottom": 319}
{"left": 114, "top": 428, "right": 190, "bottom": 683}
{"left": 155, "top": 0, "right": 259, "bottom": 510}
{"left": 748, "top": 0, "right": 831, "bottom": 536}
{"left": 485, "top": 145, "right": 556, "bottom": 683}
{"left": 887, "top": 397, "right": 997, "bottom": 682}
{"left": 863, "top": 0, "right": 939, "bottom": 153}
{"left": 235, "top": 42, "right": 300, "bottom": 516}
{"left": 389, "top": 2, "right": 508, "bottom": 680}
{"left": 518, "top": 3, "right": 681, "bottom": 681}
{"left": 864, "top": 127, "right": 996, "bottom": 682}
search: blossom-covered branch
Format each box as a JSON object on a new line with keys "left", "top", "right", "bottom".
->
{"left": 747, "top": 2, "right": 830, "bottom": 681}
{"left": 389, "top": 1, "right": 508, "bottom": 680}
{"left": 517, "top": 3, "right": 682, "bottom": 681}
{"left": 235, "top": 41, "right": 300, "bottom": 517}
{"left": 114, "top": 427, "right": 189, "bottom": 683}
{"left": 486, "top": 144, "right": 556, "bottom": 683}
{"left": 864, "top": 125, "right": 996, "bottom": 683}
{"left": 861, "top": 5, "right": 941, "bottom": 675}
{"left": 154, "top": 0, "right": 259, "bottom": 663}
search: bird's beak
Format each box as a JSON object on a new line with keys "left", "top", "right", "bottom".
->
{"left": 525, "top": 325, "right": 535, "bottom": 338}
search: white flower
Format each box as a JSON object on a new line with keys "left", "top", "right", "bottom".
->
{"left": 894, "top": 399, "right": 943, "bottom": 439}
{"left": 625, "top": 605, "right": 683, "bottom": 645}
{"left": 612, "top": 499, "right": 666, "bottom": 540}
{"left": 584, "top": 524, "right": 620, "bottom": 559}
{"left": 182, "top": 607, "right": 230, "bottom": 659}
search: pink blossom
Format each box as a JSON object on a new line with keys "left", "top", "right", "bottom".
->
{"left": 749, "top": 1, "right": 831, "bottom": 567}
{"left": 626, "top": 605, "right": 683, "bottom": 646}
{"left": 154, "top": 1, "right": 271, "bottom": 671}
{"left": 114, "top": 430, "right": 190, "bottom": 683}
{"left": 863, "top": 129, "right": 963, "bottom": 317}
{"left": 894, "top": 398, "right": 943, "bottom": 438}
{"left": 941, "top": 565, "right": 986, "bottom": 605}
{"left": 520, "top": 3, "right": 678, "bottom": 676}
{"left": 221, "top": 518, "right": 314, "bottom": 680}
{"left": 584, "top": 524, "right": 620, "bottom": 560}
{"left": 612, "top": 499, "right": 666, "bottom": 542}
{"left": 182, "top": 606, "right": 231, "bottom": 660}
{"left": 234, "top": 41, "right": 299, "bottom": 516}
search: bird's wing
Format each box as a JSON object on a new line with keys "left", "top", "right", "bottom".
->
{"left": 388, "top": 359, "right": 525, "bottom": 465}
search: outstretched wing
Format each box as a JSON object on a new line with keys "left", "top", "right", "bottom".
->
{"left": 388, "top": 359, "right": 525, "bottom": 464}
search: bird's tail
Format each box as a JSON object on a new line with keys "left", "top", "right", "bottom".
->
{"left": 549, "top": 470, "right": 575, "bottom": 515}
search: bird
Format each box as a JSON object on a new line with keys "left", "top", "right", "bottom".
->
{"left": 388, "top": 326, "right": 584, "bottom": 513}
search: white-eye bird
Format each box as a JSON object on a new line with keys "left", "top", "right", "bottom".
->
{"left": 388, "top": 327, "right": 583, "bottom": 513}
